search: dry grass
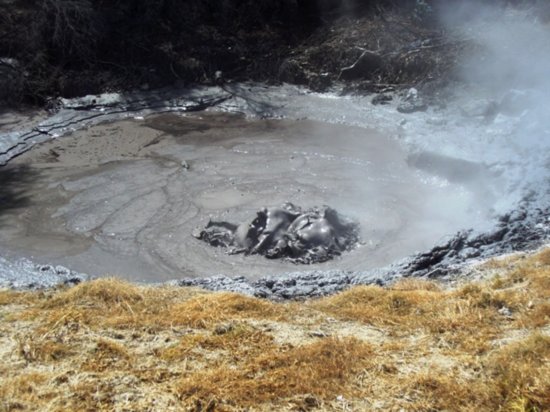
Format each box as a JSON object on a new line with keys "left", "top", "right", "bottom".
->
{"left": 176, "top": 337, "right": 373, "bottom": 407}
{"left": 18, "top": 279, "right": 288, "bottom": 333}
{"left": 0, "top": 248, "right": 549, "bottom": 411}
{"left": 0, "top": 290, "right": 38, "bottom": 306}
{"left": 313, "top": 280, "right": 528, "bottom": 353}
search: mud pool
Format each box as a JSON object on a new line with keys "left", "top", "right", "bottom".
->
{"left": 0, "top": 108, "right": 504, "bottom": 282}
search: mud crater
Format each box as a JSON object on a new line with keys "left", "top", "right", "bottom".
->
{"left": 0, "top": 112, "right": 500, "bottom": 281}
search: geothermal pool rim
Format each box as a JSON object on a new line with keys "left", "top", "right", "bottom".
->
{"left": 0, "top": 84, "right": 549, "bottom": 297}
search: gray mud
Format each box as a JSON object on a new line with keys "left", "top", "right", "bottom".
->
{"left": 0, "top": 111, "right": 498, "bottom": 284}
{"left": 176, "top": 196, "right": 550, "bottom": 300}
{"left": 0, "top": 83, "right": 549, "bottom": 295}
{"left": 195, "top": 203, "right": 360, "bottom": 263}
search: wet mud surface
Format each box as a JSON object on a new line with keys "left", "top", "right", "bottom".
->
{"left": 195, "top": 203, "right": 360, "bottom": 264}
{"left": 0, "top": 111, "right": 501, "bottom": 283}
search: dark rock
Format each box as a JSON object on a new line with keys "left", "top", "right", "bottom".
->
{"left": 402, "top": 197, "right": 550, "bottom": 279}
{"left": 253, "top": 288, "right": 270, "bottom": 298}
{"left": 0, "top": 257, "right": 90, "bottom": 290}
{"left": 371, "top": 94, "right": 393, "bottom": 105}
{"left": 214, "top": 323, "right": 234, "bottom": 335}
{"left": 397, "top": 87, "right": 428, "bottom": 113}
{"left": 426, "top": 268, "right": 445, "bottom": 278}
{"left": 284, "top": 278, "right": 297, "bottom": 287}
{"left": 0, "top": 57, "right": 19, "bottom": 69}
{"left": 214, "top": 70, "right": 224, "bottom": 85}
{"left": 308, "top": 73, "right": 332, "bottom": 92}
{"left": 457, "top": 247, "right": 481, "bottom": 259}
{"left": 498, "top": 306, "right": 513, "bottom": 317}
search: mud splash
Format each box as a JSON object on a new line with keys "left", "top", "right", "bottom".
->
{"left": 195, "top": 203, "right": 359, "bottom": 263}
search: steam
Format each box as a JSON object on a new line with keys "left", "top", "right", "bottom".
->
{"left": 437, "top": 2, "right": 550, "bottom": 198}
{"left": 441, "top": 2, "right": 550, "bottom": 91}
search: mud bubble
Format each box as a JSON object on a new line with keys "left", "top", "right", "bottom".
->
{"left": 194, "top": 203, "right": 359, "bottom": 264}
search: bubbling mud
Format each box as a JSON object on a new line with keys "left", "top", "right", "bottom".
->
{"left": 194, "top": 203, "right": 360, "bottom": 263}
{"left": 0, "top": 112, "right": 501, "bottom": 281}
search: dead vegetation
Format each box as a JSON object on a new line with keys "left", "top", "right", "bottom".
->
{"left": 1, "top": 248, "right": 549, "bottom": 411}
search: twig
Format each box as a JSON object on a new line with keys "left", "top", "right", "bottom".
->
{"left": 338, "top": 49, "right": 382, "bottom": 80}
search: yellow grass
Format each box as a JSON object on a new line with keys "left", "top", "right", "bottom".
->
{"left": 0, "top": 248, "right": 549, "bottom": 411}
{"left": 176, "top": 337, "right": 373, "bottom": 407}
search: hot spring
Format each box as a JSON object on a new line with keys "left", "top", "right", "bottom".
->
{"left": 0, "top": 110, "right": 501, "bottom": 282}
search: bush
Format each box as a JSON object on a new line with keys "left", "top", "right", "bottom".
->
{"left": 36, "top": 0, "right": 102, "bottom": 64}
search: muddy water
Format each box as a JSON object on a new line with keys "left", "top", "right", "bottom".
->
{"left": 0, "top": 112, "right": 500, "bottom": 281}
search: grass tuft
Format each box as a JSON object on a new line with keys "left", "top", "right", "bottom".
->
{"left": 391, "top": 278, "right": 442, "bottom": 292}
{"left": 81, "top": 338, "right": 132, "bottom": 372}
{"left": 42, "top": 278, "right": 145, "bottom": 308}
{"left": 487, "top": 334, "right": 550, "bottom": 411}
{"left": 161, "top": 323, "right": 274, "bottom": 362}
{"left": 18, "top": 338, "right": 74, "bottom": 363}
{"left": 168, "top": 293, "right": 287, "bottom": 329}
{"left": 0, "top": 290, "right": 38, "bottom": 306}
